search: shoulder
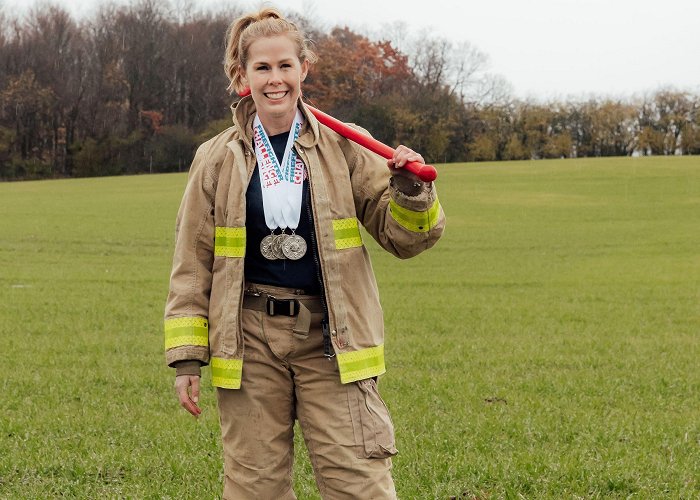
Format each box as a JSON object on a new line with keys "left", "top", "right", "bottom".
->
{"left": 316, "top": 122, "right": 373, "bottom": 164}
{"left": 198, "top": 126, "right": 238, "bottom": 162}
{"left": 187, "top": 126, "right": 237, "bottom": 193}
{"left": 191, "top": 126, "right": 237, "bottom": 173}
{"left": 318, "top": 122, "right": 385, "bottom": 179}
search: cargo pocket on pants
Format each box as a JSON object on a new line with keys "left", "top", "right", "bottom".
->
{"left": 348, "top": 378, "right": 398, "bottom": 459}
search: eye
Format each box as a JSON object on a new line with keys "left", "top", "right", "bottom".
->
{"left": 256, "top": 64, "right": 269, "bottom": 71}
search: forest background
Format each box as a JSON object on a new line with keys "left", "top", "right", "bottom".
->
{"left": 1, "top": 0, "right": 698, "bottom": 180}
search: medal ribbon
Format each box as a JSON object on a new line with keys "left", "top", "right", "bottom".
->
{"left": 253, "top": 110, "right": 305, "bottom": 232}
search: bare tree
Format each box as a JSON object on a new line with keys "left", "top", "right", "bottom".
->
{"left": 407, "top": 31, "right": 506, "bottom": 104}
{"left": 655, "top": 89, "right": 694, "bottom": 154}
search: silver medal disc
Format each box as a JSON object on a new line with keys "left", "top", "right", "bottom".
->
{"left": 272, "top": 233, "right": 288, "bottom": 259}
{"left": 260, "top": 234, "right": 277, "bottom": 260}
{"left": 282, "top": 234, "right": 307, "bottom": 260}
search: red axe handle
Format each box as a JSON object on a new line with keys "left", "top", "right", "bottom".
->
{"left": 237, "top": 88, "right": 438, "bottom": 182}
{"left": 305, "top": 104, "right": 438, "bottom": 182}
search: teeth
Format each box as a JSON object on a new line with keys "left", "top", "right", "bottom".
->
{"left": 266, "top": 91, "right": 287, "bottom": 99}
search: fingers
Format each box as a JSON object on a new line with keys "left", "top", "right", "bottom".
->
{"left": 175, "top": 375, "right": 202, "bottom": 418}
{"left": 387, "top": 145, "right": 425, "bottom": 169}
{"left": 191, "top": 376, "right": 200, "bottom": 405}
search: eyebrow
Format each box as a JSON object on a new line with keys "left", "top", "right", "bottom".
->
{"left": 252, "top": 58, "right": 295, "bottom": 65}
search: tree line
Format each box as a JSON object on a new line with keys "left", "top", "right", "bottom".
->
{"left": 1, "top": 0, "right": 698, "bottom": 180}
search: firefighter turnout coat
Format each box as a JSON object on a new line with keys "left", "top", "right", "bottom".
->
{"left": 164, "top": 95, "right": 445, "bottom": 388}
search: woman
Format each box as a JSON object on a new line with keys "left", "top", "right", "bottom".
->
{"left": 164, "top": 8, "right": 445, "bottom": 499}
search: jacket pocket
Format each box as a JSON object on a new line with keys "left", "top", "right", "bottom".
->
{"left": 348, "top": 378, "right": 398, "bottom": 459}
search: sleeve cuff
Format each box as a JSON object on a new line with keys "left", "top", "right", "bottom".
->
{"left": 174, "top": 360, "right": 202, "bottom": 377}
{"left": 389, "top": 172, "right": 431, "bottom": 197}
{"left": 389, "top": 176, "right": 436, "bottom": 210}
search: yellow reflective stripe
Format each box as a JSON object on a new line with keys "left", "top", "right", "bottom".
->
{"left": 214, "top": 226, "right": 246, "bottom": 257}
{"left": 337, "top": 345, "right": 386, "bottom": 384}
{"left": 389, "top": 198, "right": 441, "bottom": 233}
{"left": 211, "top": 357, "right": 243, "bottom": 389}
{"left": 333, "top": 217, "right": 363, "bottom": 249}
{"left": 164, "top": 317, "right": 208, "bottom": 349}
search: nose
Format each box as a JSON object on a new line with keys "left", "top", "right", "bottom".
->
{"left": 268, "top": 67, "right": 283, "bottom": 85}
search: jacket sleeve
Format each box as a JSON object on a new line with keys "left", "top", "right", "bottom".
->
{"left": 163, "top": 142, "right": 216, "bottom": 367}
{"left": 348, "top": 129, "right": 445, "bottom": 259}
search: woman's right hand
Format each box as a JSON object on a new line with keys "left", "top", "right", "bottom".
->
{"left": 175, "top": 375, "right": 202, "bottom": 417}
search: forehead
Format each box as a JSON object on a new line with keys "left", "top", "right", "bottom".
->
{"left": 247, "top": 35, "right": 299, "bottom": 63}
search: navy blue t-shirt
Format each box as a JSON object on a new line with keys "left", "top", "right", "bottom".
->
{"left": 244, "top": 132, "right": 321, "bottom": 294}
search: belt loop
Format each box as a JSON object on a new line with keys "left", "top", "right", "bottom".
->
{"left": 292, "top": 301, "right": 311, "bottom": 339}
{"left": 266, "top": 295, "right": 276, "bottom": 316}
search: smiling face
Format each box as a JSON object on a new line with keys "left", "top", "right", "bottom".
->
{"left": 240, "top": 35, "right": 309, "bottom": 135}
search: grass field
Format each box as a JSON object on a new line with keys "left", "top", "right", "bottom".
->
{"left": 1, "top": 156, "right": 699, "bottom": 498}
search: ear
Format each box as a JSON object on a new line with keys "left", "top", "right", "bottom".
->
{"left": 239, "top": 65, "right": 248, "bottom": 85}
{"left": 300, "top": 60, "right": 310, "bottom": 82}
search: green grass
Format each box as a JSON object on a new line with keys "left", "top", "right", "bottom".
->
{"left": 1, "top": 156, "right": 699, "bottom": 498}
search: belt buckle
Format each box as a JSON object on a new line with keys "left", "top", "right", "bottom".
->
{"left": 266, "top": 296, "right": 298, "bottom": 317}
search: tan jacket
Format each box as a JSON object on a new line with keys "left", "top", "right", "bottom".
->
{"left": 164, "top": 96, "right": 445, "bottom": 388}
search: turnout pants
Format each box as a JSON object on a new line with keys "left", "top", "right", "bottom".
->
{"left": 216, "top": 283, "right": 398, "bottom": 500}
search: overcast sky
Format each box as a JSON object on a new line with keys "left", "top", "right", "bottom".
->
{"left": 2, "top": 0, "right": 698, "bottom": 100}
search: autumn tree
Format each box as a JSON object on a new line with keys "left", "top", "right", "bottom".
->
{"left": 304, "top": 28, "right": 413, "bottom": 117}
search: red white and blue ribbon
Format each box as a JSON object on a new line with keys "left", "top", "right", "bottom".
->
{"left": 253, "top": 110, "right": 305, "bottom": 233}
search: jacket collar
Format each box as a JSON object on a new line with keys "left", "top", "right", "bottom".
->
{"left": 230, "top": 95, "right": 320, "bottom": 149}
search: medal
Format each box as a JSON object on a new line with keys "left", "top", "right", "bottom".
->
{"left": 260, "top": 233, "right": 277, "bottom": 260}
{"left": 272, "top": 233, "right": 287, "bottom": 259}
{"left": 282, "top": 233, "right": 307, "bottom": 260}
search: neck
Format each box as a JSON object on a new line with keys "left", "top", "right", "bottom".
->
{"left": 258, "top": 109, "right": 296, "bottom": 136}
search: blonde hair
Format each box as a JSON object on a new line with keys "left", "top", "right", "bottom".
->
{"left": 224, "top": 8, "right": 318, "bottom": 94}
